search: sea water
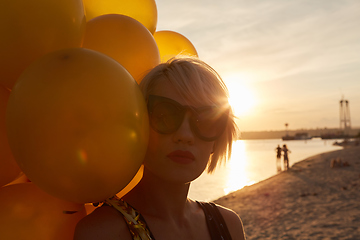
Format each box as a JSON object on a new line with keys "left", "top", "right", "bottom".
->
{"left": 189, "top": 138, "right": 343, "bottom": 201}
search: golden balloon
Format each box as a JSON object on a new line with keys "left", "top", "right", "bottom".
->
{"left": 0, "top": 183, "right": 86, "bottom": 240}
{"left": 83, "top": 14, "right": 160, "bottom": 83}
{"left": 6, "top": 48, "right": 149, "bottom": 203}
{"left": 154, "top": 30, "right": 198, "bottom": 63}
{"left": 0, "top": 0, "right": 86, "bottom": 89}
{"left": 0, "top": 85, "right": 21, "bottom": 187}
{"left": 82, "top": 0, "right": 158, "bottom": 34}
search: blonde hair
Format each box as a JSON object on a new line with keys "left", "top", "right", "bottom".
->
{"left": 139, "top": 57, "right": 238, "bottom": 173}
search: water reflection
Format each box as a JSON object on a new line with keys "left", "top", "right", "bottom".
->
{"left": 224, "top": 140, "right": 255, "bottom": 195}
{"left": 189, "top": 140, "right": 257, "bottom": 201}
{"left": 189, "top": 138, "right": 342, "bottom": 201}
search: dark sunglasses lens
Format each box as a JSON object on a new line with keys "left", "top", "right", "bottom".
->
{"left": 150, "top": 102, "right": 183, "bottom": 134}
{"left": 192, "top": 108, "right": 228, "bottom": 140}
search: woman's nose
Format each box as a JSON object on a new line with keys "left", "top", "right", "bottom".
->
{"left": 172, "top": 112, "right": 195, "bottom": 144}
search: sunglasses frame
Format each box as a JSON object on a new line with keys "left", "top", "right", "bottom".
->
{"left": 147, "top": 95, "right": 229, "bottom": 141}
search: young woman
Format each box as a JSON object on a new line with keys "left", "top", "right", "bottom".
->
{"left": 74, "top": 57, "right": 246, "bottom": 240}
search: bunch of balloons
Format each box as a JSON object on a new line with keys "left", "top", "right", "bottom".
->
{"left": 0, "top": 0, "right": 198, "bottom": 239}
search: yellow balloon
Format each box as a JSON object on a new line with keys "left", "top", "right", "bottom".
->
{"left": 5, "top": 172, "right": 30, "bottom": 186}
{"left": 0, "top": 85, "right": 21, "bottom": 187}
{"left": 116, "top": 165, "right": 144, "bottom": 198}
{"left": 83, "top": 14, "right": 160, "bottom": 83}
{"left": 85, "top": 165, "right": 143, "bottom": 215}
{"left": 154, "top": 30, "right": 199, "bottom": 63}
{"left": 6, "top": 48, "right": 149, "bottom": 203}
{"left": 82, "top": 0, "right": 158, "bottom": 34}
{"left": 84, "top": 203, "right": 97, "bottom": 215}
{"left": 0, "top": 183, "right": 86, "bottom": 240}
{"left": 0, "top": 0, "right": 86, "bottom": 89}
{"left": 84, "top": 165, "right": 143, "bottom": 215}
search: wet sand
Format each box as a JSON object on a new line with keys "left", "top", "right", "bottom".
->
{"left": 215, "top": 146, "right": 360, "bottom": 240}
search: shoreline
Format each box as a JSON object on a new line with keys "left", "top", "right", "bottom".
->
{"left": 215, "top": 146, "right": 360, "bottom": 239}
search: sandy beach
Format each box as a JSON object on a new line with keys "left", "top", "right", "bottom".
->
{"left": 215, "top": 145, "right": 360, "bottom": 240}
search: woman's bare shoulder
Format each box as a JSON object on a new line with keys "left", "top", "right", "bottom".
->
{"left": 74, "top": 205, "right": 131, "bottom": 240}
{"left": 216, "top": 204, "right": 246, "bottom": 240}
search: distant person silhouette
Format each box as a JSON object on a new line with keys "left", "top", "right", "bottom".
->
{"left": 275, "top": 145, "right": 282, "bottom": 172}
{"left": 282, "top": 144, "right": 291, "bottom": 170}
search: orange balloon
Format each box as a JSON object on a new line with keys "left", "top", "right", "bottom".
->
{"left": 6, "top": 48, "right": 149, "bottom": 203}
{"left": 0, "top": 0, "right": 86, "bottom": 89}
{"left": 85, "top": 165, "right": 143, "bottom": 215}
{"left": 82, "top": 14, "right": 160, "bottom": 83}
{"left": 84, "top": 203, "right": 97, "bottom": 215}
{"left": 82, "top": 0, "right": 158, "bottom": 34}
{"left": 5, "top": 172, "right": 30, "bottom": 186}
{"left": 0, "top": 183, "right": 86, "bottom": 240}
{"left": 0, "top": 85, "right": 21, "bottom": 187}
{"left": 116, "top": 165, "right": 144, "bottom": 198}
{"left": 154, "top": 30, "right": 198, "bottom": 63}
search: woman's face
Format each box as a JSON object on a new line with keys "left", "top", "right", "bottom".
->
{"left": 143, "top": 80, "right": 215, "bottom": 183}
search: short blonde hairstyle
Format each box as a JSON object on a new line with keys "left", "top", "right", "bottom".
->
{"left": 139, "top": 57, "right": 238, "bottom": 173}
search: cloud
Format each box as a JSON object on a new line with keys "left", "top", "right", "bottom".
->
{"left": 158, "top": 0, "right": 360, "bottom": 80}
{"left": 155, "top": 0, "right": 360, "bottom": 130}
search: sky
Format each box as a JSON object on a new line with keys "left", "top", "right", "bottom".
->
{"left": 155, "top": 0, "right": 360, "bottom": 132}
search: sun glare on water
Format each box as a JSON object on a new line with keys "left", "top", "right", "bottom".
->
{"left": 224, "top": 140, "right": 256, "bottom": 195}
{"left": 224, "top": 74, "right": 256, "bottom": 117}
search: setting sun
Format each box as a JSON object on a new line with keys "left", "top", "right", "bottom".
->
{"left": 224, "top": 75, "right": 256, "bottom": 117}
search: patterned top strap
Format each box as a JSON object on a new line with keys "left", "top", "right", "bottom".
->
{"left": 105, "top": 196, "right": 153, "bottom": 240}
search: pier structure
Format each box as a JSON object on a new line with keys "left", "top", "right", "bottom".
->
{"left": 339, "top": 98, "right": 351, "bottom": 135}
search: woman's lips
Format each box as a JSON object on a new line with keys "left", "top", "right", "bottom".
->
{"left": 167, "top": 150, "right": 195, "bottom": 164}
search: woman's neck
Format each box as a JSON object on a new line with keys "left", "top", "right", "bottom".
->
{"left": 123, "top": 169, "right": 193, "bottom": 219}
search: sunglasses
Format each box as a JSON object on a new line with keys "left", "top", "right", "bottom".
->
{"left": 147, "top": 95, "right": 229, "bottom": 141}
